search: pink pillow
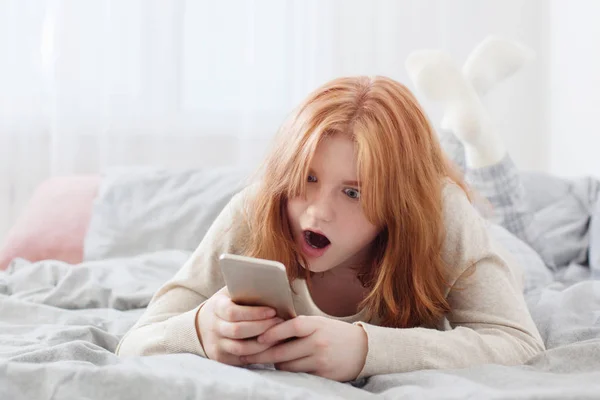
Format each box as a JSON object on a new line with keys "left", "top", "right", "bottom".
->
{"left": 0, "top": 175, "right": 101, "bottom": 270}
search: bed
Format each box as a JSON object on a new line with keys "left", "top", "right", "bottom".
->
{"left": 1, "top": 167, "right": 599, "bottom": 399}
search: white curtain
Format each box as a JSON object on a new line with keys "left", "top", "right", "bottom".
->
{"left": 0, "top": 0, "right": 547, "bottom": 240}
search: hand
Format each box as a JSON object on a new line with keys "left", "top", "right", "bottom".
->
{"left": 240, "top": 315, "right": 368, "bottom": 382}
{"left": 197, "top": 287, "right": 284, "bottom": 366}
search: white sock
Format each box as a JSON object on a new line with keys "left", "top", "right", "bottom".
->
{"left": 463, "top": 35, "right": 535, "bottom": 97}
{"left": 405, "top": 50, "right": 469, "bottom": 103}
{"left": 405, "top": 50, "right": 506, "bottom": 168}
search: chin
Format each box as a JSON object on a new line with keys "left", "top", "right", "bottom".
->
{"left": 298, "top": 258, "right": 322, "bottom": 272}
{"left": 304, "top": 259, "right": 337, "bottom": 274}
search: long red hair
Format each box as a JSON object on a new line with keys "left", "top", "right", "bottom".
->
{"left": 241, "top": 76, "right": 469, "bottom": 328}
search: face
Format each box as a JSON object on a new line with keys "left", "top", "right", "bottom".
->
{"left": 286, "top": 134, "right": 380, "bottom": 273}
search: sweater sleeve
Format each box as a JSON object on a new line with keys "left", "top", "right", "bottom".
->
{"left": 115, "top": 187, "right": 252, "bottom": 358}
{"left": 354, "top": 182, "right": 546, "bottom": 379}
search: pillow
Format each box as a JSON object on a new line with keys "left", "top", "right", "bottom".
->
{"left": 588, "top": 196, "right": 600, "bottom": 278}
{"left": 520, "top": 171, "right": 571, "bottom": 213}
{"left": 84, "top": 167, "right": 250, "bottom": 260}
{"left": 0, "top": 175, "right": 101, "bottom": 270}
{"left": 527, "top": 175, "right": 600, "bottom": 268}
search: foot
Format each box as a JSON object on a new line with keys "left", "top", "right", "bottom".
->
{"left": 463, "top": 35, "right": 535, "bottom": 97}
{"left": 405, "top": 49, "right": 506, "bottom": 168}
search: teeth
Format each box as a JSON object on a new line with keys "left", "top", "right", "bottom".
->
{"left": 304, "top": 230, "right": 330, "bottom": 249}
{"left": 304, "top": 231, "right": 317, "bottom": 248}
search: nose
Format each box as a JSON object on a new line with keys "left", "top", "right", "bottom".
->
{"left": 306, "top": 187, "right": 334, "bottom": 223}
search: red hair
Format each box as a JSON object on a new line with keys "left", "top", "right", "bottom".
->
{"left": 242, "top": 76, "right": 469, "bottom": 328}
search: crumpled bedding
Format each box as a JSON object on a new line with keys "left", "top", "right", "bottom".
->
{"left": 0, "top": 254, "right": 598, "bottom": 399}
{"left": 0, "top": 167, "right": 598, "bottom": 399}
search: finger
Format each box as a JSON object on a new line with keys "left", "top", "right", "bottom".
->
{"left": 257, "top": 316, "right": 316, "bottom": 344}
{"left": 275, "top": 356, "right": 316, "bottom": 373}
{"left": 242, "top": 337, "right": 312, "bottom": 365}
{"left": 218, "top": 317, "right": 284, "bottom": 339}
{"left": 214, "top": 296, "right": 276, "bottom": 322}
{"left": 213, "top": 352, "right": 245, "bottom": 367}
{"left": 219, "top": 337, "right": 274, "bottom": 357}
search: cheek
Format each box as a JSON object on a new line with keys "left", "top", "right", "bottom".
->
{"left": 358, "top": 222, "right": 380, "bottom": 247}
{"left": 339, "top": 209, "right": 379, "bottom": 246}
{"left": 286, "top": 198, "right": 303, "bottom": 229}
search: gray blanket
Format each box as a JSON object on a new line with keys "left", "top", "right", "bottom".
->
{"left": 1, "top": 253, "right": 599, "bottom": 399}
{"left": 2, "top": 167, "right": 600, "bottom": 399}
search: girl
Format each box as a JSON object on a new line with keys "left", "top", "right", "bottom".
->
{"left": 116, "top": 74, "right": 545, "bottom": 382}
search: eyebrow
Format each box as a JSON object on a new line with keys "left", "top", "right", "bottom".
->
{"left": 342, "top": 180, "right": 360, "bottom": 187}
{"left": 308, "top": 169, "right": 360, "bottom": 187}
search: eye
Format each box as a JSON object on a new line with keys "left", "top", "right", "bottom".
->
{"left": 343, "top": 188, "right": 360, "bottom": 200}
{"left": 307, "top": 175, "right": 317, "bottom": 183}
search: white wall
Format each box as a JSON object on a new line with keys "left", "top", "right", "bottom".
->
{"left": 329, "top": 0, "right": 600, "bottom": 178}
{"left": 548, "top": 0, "right": 600, "bottom": 179}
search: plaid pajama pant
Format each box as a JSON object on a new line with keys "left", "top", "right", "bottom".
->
{"left": 441, "top": 131, "right": 534, "bottom": 239}
{"left": 440, "top": 131, "right": 555, "bottom": 291}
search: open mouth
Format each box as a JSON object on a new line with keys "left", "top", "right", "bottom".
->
{"left": 304, "top": 230, "right": 331, "bottom": 249}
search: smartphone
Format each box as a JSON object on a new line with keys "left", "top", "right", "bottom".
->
{"left": 218, "top": 253, "right": 297, "bottom": 320}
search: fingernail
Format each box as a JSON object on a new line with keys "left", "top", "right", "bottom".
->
{"left": 265, "top": 309, "right": 276, "bottom": 318}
